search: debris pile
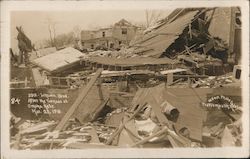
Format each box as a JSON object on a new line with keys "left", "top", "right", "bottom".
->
{"left": 10, "top": 80, "right": 242, "bottom": 149}
{"left": 191, "top": 73, "right": 236, "bottom": 88}
{"left": 10, "top": 7, "right": 242, "bottom": 149}
{"left": 10, "top": 118, "right": 117, "bottom": 149}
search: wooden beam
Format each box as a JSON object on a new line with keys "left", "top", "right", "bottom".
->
{"left": 228, "top": 7, "right": 236, "bottom": 58}
{"left": 54, "top": 68, "right": 103, "bottom": 131}
{"left": 10, "top": 81, "right": 30, "bottom": 84}
{"left": 168, "top": 8, "right": 185, "bottom": 23}
{"left": 158, "top": 74, "right": 208, "bottom": 79}
{"left": 173, "top": 74, "right": 208, "bottom": 78}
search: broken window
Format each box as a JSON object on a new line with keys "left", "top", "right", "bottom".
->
{"left": 91, "top": 44, "right": 94, "bottom": 49}
{"left": 119, "top": 41, "right": 122, "bottom": 45}
{"left": 50, "top": 77, "right": 68, "bottom": 87}
{"left": 235, "top": 12, "right": 241, "bottom": 27}
{"left": 110, "top": 43, "right": 114, "bottom": 48}
{"left": 102, "top": 32, "right": 105, "bottom": 37}
{"left": 121, "top": 28, "right": 127, "bottom": 35}
{"left": 235, "top": 69, "right": 241, "bottom": 79}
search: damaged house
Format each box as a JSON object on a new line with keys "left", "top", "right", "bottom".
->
{"left": 81, "top": 19, "right": 139, "bottom": 50}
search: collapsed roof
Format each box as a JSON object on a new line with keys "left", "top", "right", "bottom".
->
{"left": 130, "top": 9, "right": 200, "bottom": 57}
{"left": 32, "top": 47, "right": 86, "bottom": 73}
{"left": 130, "top": 7, "right": 240, "bottom": 60}
{"left": 114, "top": 19, "right": 135, "bottom": 27}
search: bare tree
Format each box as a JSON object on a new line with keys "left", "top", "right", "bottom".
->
{"left": 72, "top": 25, "right": 82, "bottom": 50}
{"left": 72, "top": 25, "right": 81, "bottom": 40}
{"left": 54, "top": 32, "right": 75, "bottom": 48}
{"left": 45, "top": 17, "right": 58, "bottom": 48}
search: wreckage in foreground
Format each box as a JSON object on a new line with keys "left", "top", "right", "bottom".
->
{"left": 10, "top": 7, "right": 242, "bottom": 149}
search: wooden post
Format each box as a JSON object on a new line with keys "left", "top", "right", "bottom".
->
{"left": 24, "top": 77, "right": 28, "bottom": 87}
{"left": 189, "top": 23, "right": 192, "bottom": 39}
{"left": 167, "top": 73, "right": 173, "bottom": 86}
{"left": 228, "top": 7, "right": 236, "bottom": 63}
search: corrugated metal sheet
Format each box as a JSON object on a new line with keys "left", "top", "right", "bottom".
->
{"left": 87, "top": 56, "right": 177, "bottom": 67}
{"left": 33, "top": 47, "right": 85, "bottom": 73}
{"left": 133, "top": 10, "right": 199, "bottom": 58}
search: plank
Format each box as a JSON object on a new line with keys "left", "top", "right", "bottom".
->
{"left": 73, "top": 84, "right": 110, "bottom": 123}
{"left": 167, "top": 73, "right": 174, "bottom": 86}
{"left": 32, "top": 68, "right": 44, "bottom": 87}
{"left": 54, "top": 68, "right": 103, "bottom": 131}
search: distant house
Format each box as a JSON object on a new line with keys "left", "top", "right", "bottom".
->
{"left": 81, "top": 19, "right": 138, "bottom": 50}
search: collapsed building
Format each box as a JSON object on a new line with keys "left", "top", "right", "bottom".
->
{"left": 81, "top": 19, "right": 139, "bottom": 51}
{"left": 10, "top": 7, "right": 242, "bottom": 149}
{"left": 130, "top": 7, "right": 241, "bottom": 75}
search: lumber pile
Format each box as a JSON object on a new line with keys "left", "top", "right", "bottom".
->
{"left": 10, "top": 120, "right": 116, "bottom": 150}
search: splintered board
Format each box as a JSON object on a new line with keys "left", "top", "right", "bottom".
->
{"left": 73, "top": 83, "right": 110, "bottom": 123}
{"left": 54, "top": 69, "right": 103, "bottom": 131}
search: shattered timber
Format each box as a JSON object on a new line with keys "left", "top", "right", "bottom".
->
{"left": 10, "top": 7, "right": 243, "bottom": 149}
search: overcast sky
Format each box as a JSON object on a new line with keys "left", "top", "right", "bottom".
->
{"left": 11, "top": 10, "right": 172, "bottom": 52}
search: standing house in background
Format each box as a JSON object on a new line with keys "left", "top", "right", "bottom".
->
{"left": 81, "top": 19, "right": 138, "bottom": 50}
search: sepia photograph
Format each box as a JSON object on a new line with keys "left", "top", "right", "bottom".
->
{"left": 1, "top": 0, "right": 249, "bottom": 158}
